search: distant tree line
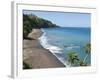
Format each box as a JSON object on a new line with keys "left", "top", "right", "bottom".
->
{"left": 23, "top": 14, "right": 59, "bottom": 39}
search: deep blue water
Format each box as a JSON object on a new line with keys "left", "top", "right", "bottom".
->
{"left": 39, "top": 27, "right": 91, "bottom": 67}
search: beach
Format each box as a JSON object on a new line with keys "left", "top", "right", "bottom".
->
{"left": 23, "top": 29, "right": 65, "bottom": 69}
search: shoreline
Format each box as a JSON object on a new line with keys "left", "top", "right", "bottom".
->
{"left": 23, "top": 28, "right": 65, "bottom": 69}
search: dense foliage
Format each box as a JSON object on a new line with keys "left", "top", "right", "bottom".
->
{"left": 23, "top": 14, "right": 59, "bottom": 38}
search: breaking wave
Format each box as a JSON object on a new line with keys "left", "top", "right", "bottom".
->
{"left": 38, "top": 29, "right": 70, "bottom": 67}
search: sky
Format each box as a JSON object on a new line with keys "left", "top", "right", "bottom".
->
{"left": 23, "top": 10, "right": 91, "bottom": 27}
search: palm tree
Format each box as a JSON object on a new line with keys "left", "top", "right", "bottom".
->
{"left": 67, "top": 51, "right": 79, "bottom": 66}
{"left": 83, "top": 43, "right": 91, "bottom": 62}
{"left": 79, "top": 59, "right": 87, "bottom": 66}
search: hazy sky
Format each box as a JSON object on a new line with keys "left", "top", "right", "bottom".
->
{"left": 23, "top": 10, "right": 91, "bottom": 27}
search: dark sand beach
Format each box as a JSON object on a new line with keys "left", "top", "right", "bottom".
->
{"left": 23, "top": 29, "right": 65, "bottom": 69}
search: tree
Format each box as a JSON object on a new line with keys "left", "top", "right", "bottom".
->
{"left": 83, "top": 43, "right": 91, "bottom": 62}
{"left": 67, "top": 51, "right": 79, "bottom": 66}
{"left": 23, "top": 14, "right": 59, "bottom": 39}
{"left": 78, "top": 43, "right": 91, "bottom": 66}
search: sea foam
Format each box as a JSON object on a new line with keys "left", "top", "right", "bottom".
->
{"left": 38, "top": 29, "right": 70, "bottom": 67}
{"left": 38, "top": 29, "right": 62, "bottom": 53}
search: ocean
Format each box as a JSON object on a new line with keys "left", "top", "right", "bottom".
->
{"left": 39, "top": 27, "right": 91, "bottom": 67}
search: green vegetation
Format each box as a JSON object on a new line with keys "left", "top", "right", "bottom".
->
{"left": 23, "top": 14, "right": 59, "bottom": 38}
{"left": 79, "top": 59, "right": 87, "bottom": 66}
{"left": 83, "top": 43, "right": 91, "bottom": 62}
{"left": 67, "top": 43, "right": 91, "bottom": 67}
{"left": 23, "top": 61, "right": 32, "bottom": 69}
{"left": 68, "top": 51, "right": 79, "bottom": 66}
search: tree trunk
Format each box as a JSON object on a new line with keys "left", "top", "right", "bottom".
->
{"left": 83, "top": 54, "right": 88, "bottom": 62}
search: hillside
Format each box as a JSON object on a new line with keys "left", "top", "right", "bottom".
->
{"left": 23, "top": 14, "right": 59, "bottom": 38}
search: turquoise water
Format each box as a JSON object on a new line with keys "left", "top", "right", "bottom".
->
{"left": 39, "top": 27, "right": 91, "bottom": 67}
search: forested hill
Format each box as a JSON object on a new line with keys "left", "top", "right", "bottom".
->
{"left": 23, "top": 14, "right": 59, "bottom": 38}
{"left": 23, "top": 14, "right": 59, "bottom": 28}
